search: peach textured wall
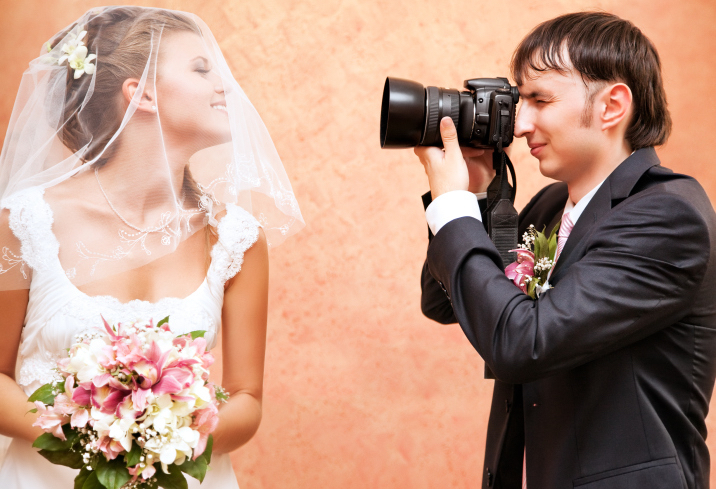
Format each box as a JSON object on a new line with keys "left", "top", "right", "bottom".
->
{"left": 1, "top": 0, "right": 716, "bottom": 487}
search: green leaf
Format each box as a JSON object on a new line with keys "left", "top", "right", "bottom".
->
{"left": 203, "top": 435, "right": 213, "bottom": 465}
{"left": 178, "top": 455, "right": 208, "bottom": 482}
{"left": 37, "top": 448, "right": 84, "bottom": 469}
{"left": 28, "top": 383, "right": 58, "bottom": 406}
{"left": 548, "top": 233, "right": 558, "bottom": 262}
{"left": 125, "top": 441, "right": 142, "bottom": 467}
{"left": 74, "top": 467, "right": 92, "bottom": 489}
{"left": 64, "top": 425, "right": 80, "bottom": 448}
{"left": 81, "top": 471, "right": 105, "bottom": 489}
{"left": 27, "top": 408, "right": 38, "bottom": 413}
{"left": 97, "top": 457, "right": 131, "bottom": 489}
{"left": 527, "top": 279, "right": 538, "bottom": 299}
{"left": 549, "top": 222, "right": 560, "bottom": 241}
{"left": 33, "top": 431, "right": 71, "bottom": 451}
{"left": 155, "top": 463, "right": 188, "bottom": 489}
{"left": 535, "top": 233, "right": 549, "bottom": 260}
{"left": 157, "top": 316, "right": 169, "bottom": 327}
{"left": 189, "top": 330, "right": 206, "bottom": 340}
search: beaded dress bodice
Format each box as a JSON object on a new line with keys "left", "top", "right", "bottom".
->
{"left": 2, "top": 187, "right": 260, "bottom": 396}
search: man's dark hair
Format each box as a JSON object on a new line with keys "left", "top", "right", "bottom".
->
{"left": 511, "top": 11, "right": 671, "bottom": 150}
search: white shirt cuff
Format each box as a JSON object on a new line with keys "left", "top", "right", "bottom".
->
{"left": 425, "top": 190, "right": 482, "bottom": 236}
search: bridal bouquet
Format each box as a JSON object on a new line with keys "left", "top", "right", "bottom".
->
{"left": 505, "top": 224, "right": 558, "bottom": 299}
{"left": 28, "top": 317, "right": 229, "bottom": 489}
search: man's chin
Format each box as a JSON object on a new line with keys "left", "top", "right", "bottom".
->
{"left": 537, "top": 159, "right": 560, "bottom": 180}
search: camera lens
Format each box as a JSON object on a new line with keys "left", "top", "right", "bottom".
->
{"left": 380, "top": 78, "right": 425, "bottom": 148}
{"left": 422, "top": 86, "right": 460, "bottom": 146}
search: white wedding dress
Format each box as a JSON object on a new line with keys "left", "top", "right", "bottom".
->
{"left": 0, "top": 187, "right": 260, "bottom": 488}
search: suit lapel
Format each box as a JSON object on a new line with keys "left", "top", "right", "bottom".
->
{"left": 549, "top": 148, "right": 661, "bottom": 284}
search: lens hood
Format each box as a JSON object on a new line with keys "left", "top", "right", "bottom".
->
{"left": 380, "top": 77, "right": 425, "bottom": 148}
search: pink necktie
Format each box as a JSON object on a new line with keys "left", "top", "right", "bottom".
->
{"left": 554, "top": 211, "right": 574, "bottom": 265}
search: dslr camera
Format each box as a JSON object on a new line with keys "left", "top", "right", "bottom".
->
{"left": 380, "top": 77, "right": 519, "bottom": 151}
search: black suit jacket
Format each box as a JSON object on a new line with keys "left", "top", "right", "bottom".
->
{"left": 421, "top": 148, "right": 716, "bottom": 489}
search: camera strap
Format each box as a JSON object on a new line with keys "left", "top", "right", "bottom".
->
{"left": 484, "top": 150, "right": 519, "bottom": 266}
{"left": 482, "top": 150, "right": 519, "bottom": 380}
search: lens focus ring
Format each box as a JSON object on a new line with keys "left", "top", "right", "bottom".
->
{"left": 423, "top": 86, "right": 441, "bottom": 145}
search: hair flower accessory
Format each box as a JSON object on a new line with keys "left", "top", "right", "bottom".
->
{"left": 45, "top": 27, "right": 96, "bottom": 79}
{"left": 67, "top": 45, "right": 96, "bottom": 79}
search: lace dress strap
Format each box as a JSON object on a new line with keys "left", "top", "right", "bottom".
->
{"left": 1, "top": 187, "right": 59, "bottom": 274}
{"left": 208, "top": 203, "right": 261, "bottom": 285}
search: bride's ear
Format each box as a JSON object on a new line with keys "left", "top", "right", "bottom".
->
{"left": 121, "top": 78, "right": 156, "bottom": 114}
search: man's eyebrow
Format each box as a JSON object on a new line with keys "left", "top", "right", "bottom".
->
{"left": 520, "top": 90, "right": 551, "bottom": 100}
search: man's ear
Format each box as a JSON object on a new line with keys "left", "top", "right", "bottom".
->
{"left": 121, "top": 78, "right": 156, "bottom": 113}
{"left": 599, "top": 83, "right": 632, "bottom": 132}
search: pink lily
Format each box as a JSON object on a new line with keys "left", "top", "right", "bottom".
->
{"left": 72, "top": 385, "right": 91, "bottom": 406}
{"left": 91, "top": 384, "right": 129, "bottom": 414}
{"left": 33, "top": 402, "right": 68, "bottom": 440}
{"left": 192, "top": 403, "right": 219, "bottom": 459}
{"left": 132, "top": 388, "right": 150, "bottom": 412}
{"left": 70, "top": 408, "right": 89, "bottom": 429}
{"left": 152, "top": 375, "right": 183, "bottom": 396}
{"left": 115, "top": 395, "right": 141, "bottom": 421}
{"left": 161, "top": 367, "right": 194, "bottom": 389}
{"left": 101, "top": 316, "right": 121, "bottom": 341}
{"left": 128, "top": 462, "right": 156, "bottom": 481}
{"left": 98, "top": 436, "right": 124, "bottom": 460}
{"left": 505, "top": 249, "right": 535, "bottom": 293}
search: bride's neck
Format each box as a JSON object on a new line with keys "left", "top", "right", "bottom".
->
{"left": 95, "top": 123, "right": 193, "bottom": 226}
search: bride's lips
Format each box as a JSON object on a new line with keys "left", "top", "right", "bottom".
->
{"left": 210, "top": 101, "right": 228, "bottom": 114}
{"left": 529, "top": 143, "right": 546, "bottom": 157}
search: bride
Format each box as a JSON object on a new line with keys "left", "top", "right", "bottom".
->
{"left": 0, "top": 6, "right": 302, "bottom": 488}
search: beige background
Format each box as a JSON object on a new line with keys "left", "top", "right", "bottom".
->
{"left": 1, "top": 0, "right": 716, "bottom": 487}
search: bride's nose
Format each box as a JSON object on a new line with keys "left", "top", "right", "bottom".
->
{"left": 215, "top": 81, "right": 231, "bottom": 95}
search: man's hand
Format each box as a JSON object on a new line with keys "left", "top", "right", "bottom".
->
{"left": 465, "top": 148, "right": 495, "bottom": 194}
{"left": 414, "top": 117, "right": 494, "bottom": 199}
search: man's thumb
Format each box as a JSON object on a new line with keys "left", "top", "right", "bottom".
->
{"left": 439, "top": 117, "right": 460, "bottom": 153}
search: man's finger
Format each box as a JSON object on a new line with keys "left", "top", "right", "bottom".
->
{"left": 439, "top": 117, "right": 460, "bottom": 156}
{"left": 461, "top": 147, "right": 486, "bottom": 158}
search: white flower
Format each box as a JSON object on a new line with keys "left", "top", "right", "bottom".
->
{"left": 189, "top": 379, "right": 211, "bottom": 407}
{"left": 57, "top": 29, "right": 87, "bottom": 65}
{"left": 108, "top": 417, "right": 135, "bottom": 452}
{"left": 47, "top": 28, "right": 96, "bottom": 79}
{"left": 68, "top": 45, "right": 97, "bottom": 79}
{"left": 536, "top": 281, "right": 552, "bottom": 298}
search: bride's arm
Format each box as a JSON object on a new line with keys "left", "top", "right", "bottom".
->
{"left": 0, "top": 212, "right": 44, "bottom": 443}
{"left": 212, "top": 227, "right": 269, "bottom": 454}
{"left": 0, "top": 289, "right": 45, "bottom": 443}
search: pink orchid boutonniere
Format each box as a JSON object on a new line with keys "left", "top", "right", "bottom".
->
{"left": 505, "top": 224, "right": 559, "bottom": 299}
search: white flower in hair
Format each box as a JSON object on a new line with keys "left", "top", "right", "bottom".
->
{"left": 44, "top": 27, "right": 96, "bottom": 79}
{"left": 57, "top": 30, "right": 87, "bottom": 65}
{"left": 67, "top": 45, "right": 96, "bottom": 79}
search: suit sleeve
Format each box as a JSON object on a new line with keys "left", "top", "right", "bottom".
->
{"left": 420, "top": 184, "right": 565, "bottom": 324}
{"left": 427, "top": 190, "right": 710, "bottom": 383}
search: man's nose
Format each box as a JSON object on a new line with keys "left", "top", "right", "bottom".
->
{"left": 513, "top": 106, "right": 532, "bottom": 138}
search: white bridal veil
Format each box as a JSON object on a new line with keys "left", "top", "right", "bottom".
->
{"left": 0, "top": 6, "right": 303, "bottom": 292}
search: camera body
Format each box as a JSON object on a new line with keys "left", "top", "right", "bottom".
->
{"left": 380, "top": 77, "right": 520, "bottom": 150}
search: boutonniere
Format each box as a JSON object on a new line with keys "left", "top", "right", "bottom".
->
{"left": 505, "top": 224, "right": 559, "bottom": 299}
